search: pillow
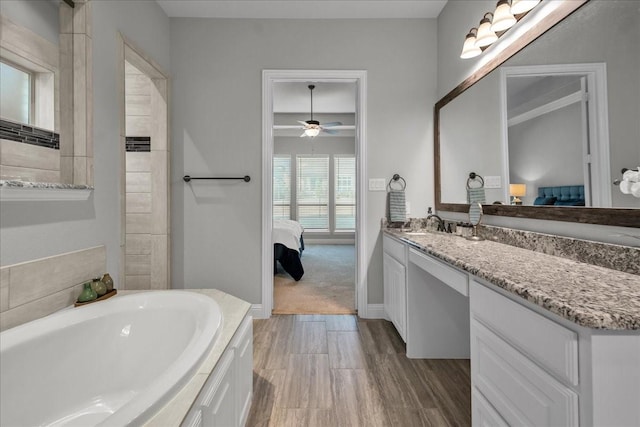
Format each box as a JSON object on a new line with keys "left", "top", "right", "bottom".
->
{"left": 533, "top": 196, "right": 557, "bottom": 205}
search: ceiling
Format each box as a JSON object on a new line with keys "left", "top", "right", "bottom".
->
{"left": 156, "top": 0, "right": 447, "bottom": 19}
{"left": 274, "top": 82, "right": 356, "bottom": 114}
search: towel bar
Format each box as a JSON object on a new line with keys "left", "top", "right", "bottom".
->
{"left": 183, "top": 175, "right": 251, "bottom": 182}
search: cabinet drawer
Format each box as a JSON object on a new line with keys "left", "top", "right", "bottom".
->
{"left": 472, "top": 388, "right": 508, "bottom": 427}
{"left": 472, "top": 320, "right": 579, "bottom": 427}
{"left": 409, "top": 248, "right": 468, "bottom": 296}
{"left": 470, "top": 280, "right": 578, "bottom": 386}
{"left": 383, "top": 235, "right": 406, "bottom": 265}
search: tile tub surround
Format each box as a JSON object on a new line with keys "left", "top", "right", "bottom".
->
{"left": 384, "top": 229, "right": 640, "bottom": 330}
{"left": 137, "top": 289, "right": 251, "bottom": 426}
{"left": 0, "top": 245, "right": 106, "bottom": 331}
{"left": 478, "top": 225, "right": 640, "bottom": 275}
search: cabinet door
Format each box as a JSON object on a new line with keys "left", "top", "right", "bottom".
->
{"left": 472, "top": 388, "right": 509, "bottom": 427}
{"left": 201, "top": 349, "right": 236, "bottom": 427}
{"left": 232, "top": 316, "right": 253, "bottom": 427}
{"left": 471, "top": 320, "right": 579, "bottom": 426}
{"left": 383, "top": 252, "right": 406, "bottom": 342}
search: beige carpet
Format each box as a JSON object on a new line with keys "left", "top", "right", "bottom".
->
{"left": 273, "top": 244, "right": 356, "bottom": 315}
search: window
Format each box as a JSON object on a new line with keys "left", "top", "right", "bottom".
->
{"left": 0, "top": 60, "right": 33, "bottom": 125}
{"left": 273, "top": 155, "right": 291, "bottom": 220}
{"left": 297, "top": 156, "right": 329, "bottom": 230}
{"left": 335, "top": 156, "right": 356, "bottom": 230}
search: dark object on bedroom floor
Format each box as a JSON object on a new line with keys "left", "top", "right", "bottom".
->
{"left": 274, "top": 243, "right": 304, "bottom": 281}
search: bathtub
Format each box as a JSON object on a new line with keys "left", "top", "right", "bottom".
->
{"left": 0, "top": 290, "right": 222, "bottom": 426}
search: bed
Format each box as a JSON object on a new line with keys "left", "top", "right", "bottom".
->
{"left": 533, "top": 185, "right": 585, "bottom": 206}
{"left": 273, "top": 219, "right": 305, "bottom": 281}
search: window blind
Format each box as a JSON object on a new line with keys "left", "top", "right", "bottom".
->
{"left": 335, "top": 156, "right": 356, "bottom": 230}
{"left": 297, "top": 155, "right": 329, "bottom": 230}
{"left": 273, "top": 155, "right": 291, "bottom": 220}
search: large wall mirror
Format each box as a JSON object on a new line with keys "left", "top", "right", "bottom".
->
{"left": 0, "top": 0, "right": 93, "bottom": 188}
{"left": 435, "top": 0, "right": 639, "bottom": 227}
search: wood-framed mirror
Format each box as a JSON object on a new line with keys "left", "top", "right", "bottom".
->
{"left": 435, "top": 0, "right": 640, "bottom": 228}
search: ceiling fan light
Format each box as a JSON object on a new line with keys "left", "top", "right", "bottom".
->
{"left": 510, "top": 0, "right": 540, "bottom": 15}
{"left": 460, "top": 28, "right": 482, "bottom": 59}
{"left": 304, "top": 128, "right": 320, "bottom": 138}
{"left": 491, "top": 0, "right": 517, "bottom": 32}
{"left": 475, "top": 13, "right": 498, "bottom": 47}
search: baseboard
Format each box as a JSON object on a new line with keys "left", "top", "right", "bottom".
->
{"left": 250, "top": 304, "right": 267, "bottom": 319}
{"left": 362, "top": 304, "right": 386, "bottom": 319}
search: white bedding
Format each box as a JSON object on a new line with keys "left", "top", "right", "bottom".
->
{"left": 273, "top": 219, "right": 303, "bottom": 252}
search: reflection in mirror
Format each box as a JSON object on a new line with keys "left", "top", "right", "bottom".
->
{"left": 436, "top": 0, "right": 640, "bottom": 227}
{"left": 467, "top": 202, "right": 483, "bottom": 241}
{"left": 0, "top": 0, "right": 93, "bottom": 188}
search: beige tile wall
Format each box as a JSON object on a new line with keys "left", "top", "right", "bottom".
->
{"left": 0, "top": 246, "right": 106, "bottom": 331}
{"left": 0, "top": 139, "right": 61, "bottom": 182}
{"left": 124, "top": 63, "right": 153, "bottom": 290}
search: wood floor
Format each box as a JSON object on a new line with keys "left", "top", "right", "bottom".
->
{"left": 247, "top": 315, "right": 471, "bottom": 427}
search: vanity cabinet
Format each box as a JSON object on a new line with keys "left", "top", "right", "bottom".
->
{"left": 182, "top": 315, "right": 253, "bottom": 427}
{"left": 383, "top": 235, "right": 407, "bottom": 342}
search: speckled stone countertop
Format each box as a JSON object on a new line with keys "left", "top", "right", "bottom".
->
{"left": 0, "top": 179, "right": 92, "bottom": 189}
{"left": 384, "top": 229, "right": 640, "bottom": 330}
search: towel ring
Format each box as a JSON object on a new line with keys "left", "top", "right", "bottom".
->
{"left": 388, "top": 174, "right": 406, "bottom": 191}
{"left": 466, "top": 172, "right": 484, "bottom": 189}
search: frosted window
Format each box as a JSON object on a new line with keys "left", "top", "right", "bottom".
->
{"left": 0, "top": 61, "right": 32, "bottom": 125}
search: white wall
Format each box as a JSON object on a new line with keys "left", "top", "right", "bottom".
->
{"left": 436, "top": 0, "right": 640, "bottom": 245}
{"left": 171, "top": 18, "right": 438, "bottom": 304}
{"left": 0, "top": 0, "right": 59, "bottom": 45}
{"left": 0, "top": 1, "right": 170, "bottom": 287}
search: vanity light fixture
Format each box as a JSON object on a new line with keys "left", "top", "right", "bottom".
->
{"left": 510, "top": 0, "right": 541, "bottom": 15}
{"left": 460, "top": 28, "right": 482, "bottom": 59}
{"left": 510, "top": 183, "right": 526, "bottom": 205}
{"left": 460, "top": 0, "right": 541, "bottom": 60}
{"left": 475, "top": 13, "right": 499, "bottom": 47}
{"left": 491, "top": 0, "right": 517, "bottom": 32}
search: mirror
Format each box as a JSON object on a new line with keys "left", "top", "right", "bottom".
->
{"left": 0, "top": 0, "right": 93, "bottom": 188}
{"left": 435, "top": 0, "right": 640, "bottom": 227}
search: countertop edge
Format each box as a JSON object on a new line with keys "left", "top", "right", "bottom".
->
{"left": 383, "top": 229, "right": 640, "bottom": 331}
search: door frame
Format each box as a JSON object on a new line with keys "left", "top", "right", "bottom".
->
{"left": 117, "top": 33, "right": 171, "bottom": 289}
{"left": 261, "top": 69, "right": 368, "bottom": 319}
{"left": 499, "top": 63, "right": 610, "bottom": 207}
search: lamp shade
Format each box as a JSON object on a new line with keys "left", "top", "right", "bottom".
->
{"left": 510, "top": 0, "right": 540, "bottom": 15}
{"left": 460, "top": 28, "right": 482, "bottom": 59}
{"left": 491, "top": 0, "right": 517, "bottom": 32}
{"left": 509, "top": 183, "right": 526, "bottom": 197}
{"left": 475, "top": 13, "right": 498, "bottom": 47}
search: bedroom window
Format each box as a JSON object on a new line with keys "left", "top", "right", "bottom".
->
{"left": 335, "top": 155, "right": 356, "bottom": 230}
{"left": 273, "top": 155, "right": 291, "bottom": 220}
{"left": 296, "top": 155, "right": 329, "bottom": 230}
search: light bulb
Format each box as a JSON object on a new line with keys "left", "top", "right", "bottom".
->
{"left": 510, "top": 0, "right": 540, "bottom": 15}
{"left": 305, "top": 128, "right": 320, "bottom": 137}
{"left": 460, "top": 28, "right": 482, "bottom": 59}
{"left": 475, "top": 13, "right": 498, "bottom": 47}
{"left": 491, "top": 0, "right": 517, "bottom": 32}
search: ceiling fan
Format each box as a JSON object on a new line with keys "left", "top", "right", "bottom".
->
{"left": 273, "top": 84, "right": 355, "bottom": 138}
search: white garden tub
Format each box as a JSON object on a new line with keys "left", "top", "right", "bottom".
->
{"left": 0, "top": 291, "right": 222, "bottom": 426}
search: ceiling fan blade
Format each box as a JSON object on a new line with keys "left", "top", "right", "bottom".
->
{"left": 297, "top": 120, "right": 310, "bottom": 127}
{"left": 325, "top": 125, "right": 355, "bottom": 130}
{"left": 322, "top": 129, "right": 339, "bottom": 135}
{"left": 300, "top": 132, "right": 307, "bottom": 138}
{"left": 321, "top": 122, "right": 343, "bottom": 127}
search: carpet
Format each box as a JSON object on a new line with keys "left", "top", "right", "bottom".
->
{"left": 273, "top": 244, "right": 356, "bottom": 315}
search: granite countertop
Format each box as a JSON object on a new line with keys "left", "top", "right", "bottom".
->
{"left": 115, "top": 289, "right": 251, "bottom": 426}
{"left": 384, "top": 229, "right": 640, "bottom": 330}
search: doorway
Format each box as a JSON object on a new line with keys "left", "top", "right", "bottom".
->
{"left": 118, "top": 34, "right": 170, "bottom": 290}
{"left": 261, "top": 70, "right": 368, "bottom": 319}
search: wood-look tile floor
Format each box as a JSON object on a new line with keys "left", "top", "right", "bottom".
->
{"left": 247, "top": 315, "right": 471, "bottom": 427}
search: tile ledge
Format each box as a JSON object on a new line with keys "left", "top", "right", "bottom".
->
{"left": 0, "top": 181, "right": 93, "bottom": 201}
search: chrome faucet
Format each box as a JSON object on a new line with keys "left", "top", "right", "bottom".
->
{"left": 426, "top": 214, "right": 445, "bottom": 232}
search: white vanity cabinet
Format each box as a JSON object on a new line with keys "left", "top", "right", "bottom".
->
{"left": 182, "top": 315, "right": 253, "bottom": 427}
{"left": 383, "top": 235, "right": 407, "bottom": 342}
